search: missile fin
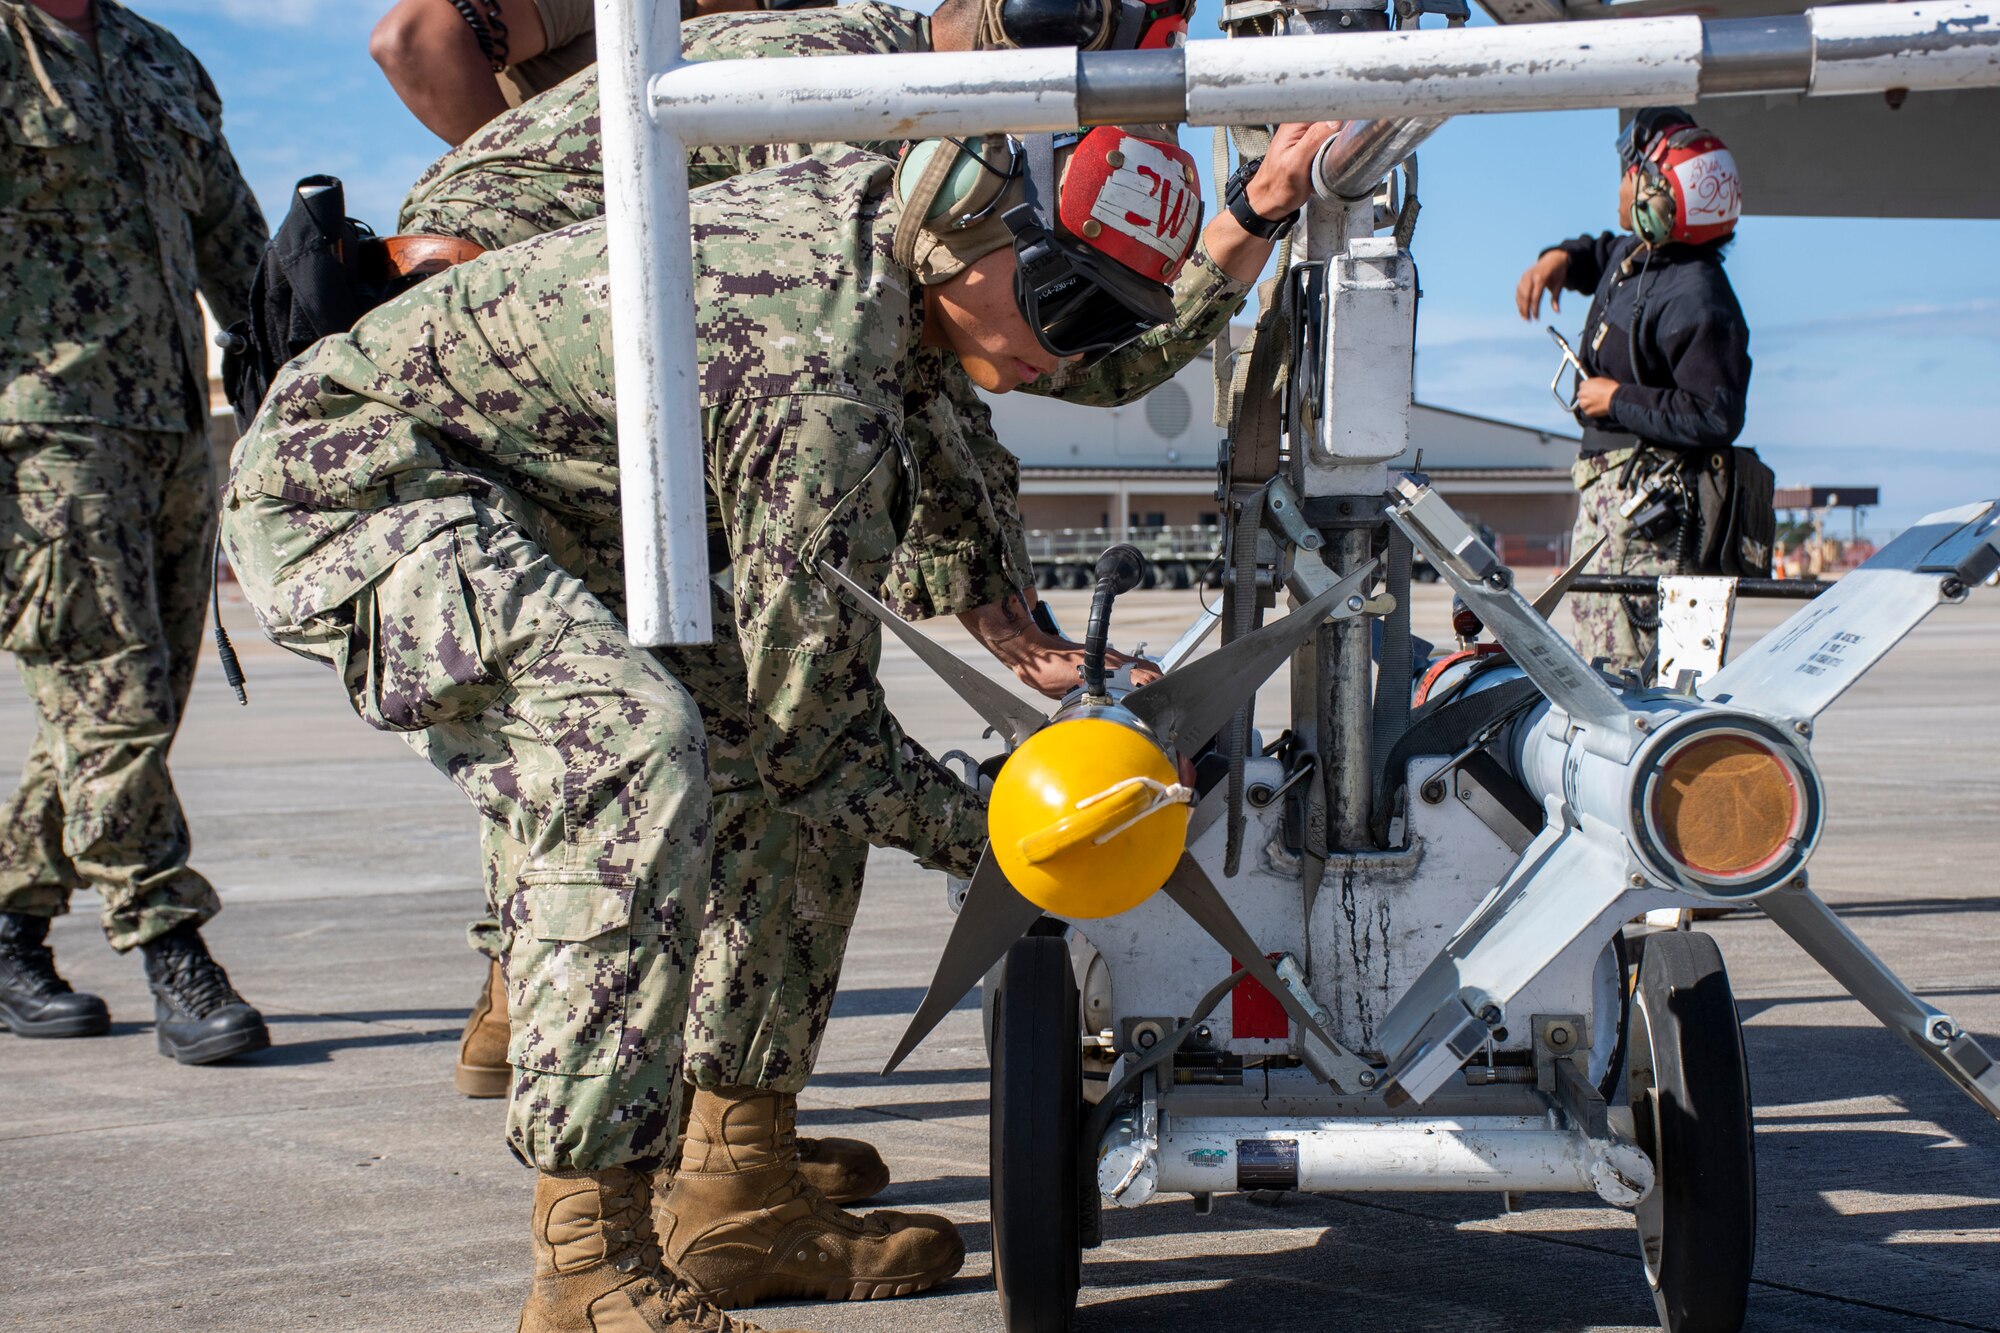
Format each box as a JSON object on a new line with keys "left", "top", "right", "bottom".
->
{"left": 1157, "top": 853, "right": 1368, "bottom": 1085}
{"left": 1700, "top": 500, "right": 1999, "bottom": 723}
{"left": 1530, "top": 534, "right": 1608, "bottom": 619}
{"left": 1374, "top": 822, "right": 1638, "bottom": 1106}
{"left": 1123, "top": 560, "right": 1378, "bottom": 755}
{"left": 882, "top": 848, "right": 1044, "bottom": 1074}
{"left": 1388, "top": 476, "right": 1633, "bottom": 739}
{"left": 1761, "top": 882, "right": 2000, "bottom": 1120}
{"left": 819, "top": 561, "right": 1046, "bottom": 748}
{"left": 1158, "top": 603, "right": 1223, "bottom": 672}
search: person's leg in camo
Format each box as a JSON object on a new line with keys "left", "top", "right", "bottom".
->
{"left": 226, "top": 498, "right": 808, "bottom": 1333}
{"left": 0, "top": 732, "right": 99, "bottom": 1036}
{"left": 1570, "top": 450, "right": 1679, "bottom": 677}
{"left": 455, "top": 688, "right": 896, "bottom": 1206}
{"left": 679, "top": 709, "right": 889, "bottom": 1206}
{"left": 0, "top": 424, "right": 266, "bottom": 1061}
{"left": 650, "top": 649, "right": 962, "bottom": 1311}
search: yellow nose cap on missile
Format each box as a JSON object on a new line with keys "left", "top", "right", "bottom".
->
{"left": 989, "top": 715, "right": 1190, "bottom": 919}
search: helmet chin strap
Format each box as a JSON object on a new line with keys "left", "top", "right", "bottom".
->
{"left": 1020, "top": 132, "right": 1057, "bottom": 225}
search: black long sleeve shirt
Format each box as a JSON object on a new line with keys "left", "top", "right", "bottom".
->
{"left": 1550, "top": 231, "right": 1751, "bottom": 456}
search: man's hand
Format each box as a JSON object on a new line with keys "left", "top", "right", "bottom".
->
{"left": 958, "top": 592, "right": 1162, "bottom": 700}
{"left": 1248, "top": 121, "right": 1344, "bottom": 219}
{"left": 1576, "top": 376, "right": 1619, "bottom": 418}
{"left": 1516, "top": 250, "right": 1570, "bottom": 321}
{"left": 1207, "top": 121, "right": 1342, "bottom": 284}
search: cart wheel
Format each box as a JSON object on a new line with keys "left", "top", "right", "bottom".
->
{"left": 991, "top": 934, "right": 1083, "bottom": 1333}
{"left": 1166, "top": 561, "right": 1192, "bottom": 590}
{"left": 1037, "top": 565, "right": 1058, "bottom": 590}
{"left": 1627, "top": 930, "right": 1755, "bottom": 1333}
{"left": 1063, "top": 564, "right": 1092, "bottom": 591}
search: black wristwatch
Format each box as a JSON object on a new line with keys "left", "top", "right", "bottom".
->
{"left": 1224, "top": 156, "right": 1297, "bottom": 241}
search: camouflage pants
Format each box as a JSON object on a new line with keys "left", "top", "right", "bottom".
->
{"left": 1571, "top": 450, "right": 1681, "bottom": 675}
{"left": 0, "top": 424, "right": 221, "bottom": 950}
{"left": 229, "top": 497, "right": 707, "bottom": 1172}
{"left": 673, "top": 689, "right": 868, "bottom": 1097}
{"left": 469, "top": 618, "right": 869, "bottom": 1098}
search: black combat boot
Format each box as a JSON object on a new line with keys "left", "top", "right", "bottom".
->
{"left": 0, "top": 911, "right": 111, "bottom": 1038}
{"left": 139, "top": 923, "right": 270, "bottom": 1064}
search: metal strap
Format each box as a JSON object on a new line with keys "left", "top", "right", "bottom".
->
{"left": 1222, "top": 480, "right": 1267, "bottom": 876}
{"left": 1371, "top": 524, "right": 1414, "bottom": 770}
{"left": 1023, "top": 132, "right": 1057, "bottom": 220}
{"left": 1217, "top": 252, "right": 1299, "bottom": 874}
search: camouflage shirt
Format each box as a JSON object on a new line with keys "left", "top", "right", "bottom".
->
{"left": 398, "top": 1, "right": 925, "bottom": 247}
{"left": 397, "top": 0, "right": 1251, "bottom": 616}
{"left": 233, "top": 152, "right": 983, "bottom": 870}
{"left": 0, "top": 0, "right": 266, "bottom": 430}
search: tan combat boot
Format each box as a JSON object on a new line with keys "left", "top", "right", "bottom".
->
{"left": 519, "top": 1167, "right": 811, "bottom": 1333}
{"left": 659, "top": 1086, "right": 889, "bottom": 1205}
{"left": 657, "top": 1087, "right": 963, "bottom": 1307}
{"left": 456, "top": 960, "right": 510, "bottom": 1098}
{"left": 796, "top": 1135, "right": 889, "bottom": 1206}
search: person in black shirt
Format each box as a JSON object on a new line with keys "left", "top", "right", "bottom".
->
{"left": 1516, "top": 106, "right": 1754, "bottom": 672}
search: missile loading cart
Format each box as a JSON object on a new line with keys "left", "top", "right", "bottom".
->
{"left": 594, "top": 0, "right": 2000, "bottom": 1327}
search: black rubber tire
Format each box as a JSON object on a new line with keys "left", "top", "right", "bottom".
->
{"left": 1166, "top": 562, "right": 1192, "bottom": 591}
{"left": 1036, "top": 565, "right": 1058, "bottom": 591}
{"left": 991, "top": 934, "right": 1083, "bottom": 1333}
{"left": 1628, "top": 930, "right": 1756, "bottom": 1333}
{"left": 1062, "top": 565, "right": 1092, "bottom": 591}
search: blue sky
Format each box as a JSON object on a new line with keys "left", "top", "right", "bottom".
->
{"left": 133, "top": 0, "right": 1998, "bottom": 533}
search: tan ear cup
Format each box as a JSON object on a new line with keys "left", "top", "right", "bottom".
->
{"left": 894, "top": 137, "right": 1025, "bottom": 285}
{"left": 893, "top": 140, "right": 967, "bottom": 272}
{"left": 1632, "top": 169, "right": 1675, "bottom": 246}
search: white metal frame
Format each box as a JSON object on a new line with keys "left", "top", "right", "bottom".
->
{"left": 593, "top": 0, "right": 2000, "bottom": 647}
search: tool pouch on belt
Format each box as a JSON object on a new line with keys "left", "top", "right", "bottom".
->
{"left": 1715, "top": 447, "right": 1775, "bottom": 577}
{"left": 1687, "top": 447, "right": 1776, "bottom": 578}
{"left": 220, "top": 174, "right": 486, "bottom": 430}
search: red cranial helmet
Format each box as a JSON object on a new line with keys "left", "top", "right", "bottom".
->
{"left": 1631, "top": 125, "right": 1743, "bottom": 247}
{"left": 1056, "top": 127, "right": 1203, "bottom": 283}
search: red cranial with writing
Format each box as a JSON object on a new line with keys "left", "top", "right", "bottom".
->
{"left": 1647, "top": 126, "right": 1742, "bottom": 246}
{"left": 1058, "top": 128, "right": 1204, "bottom": 283}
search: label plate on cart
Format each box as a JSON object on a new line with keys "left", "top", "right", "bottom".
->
{"left": 1236, "top": 1138, "right": 1299, "bottom": 1191}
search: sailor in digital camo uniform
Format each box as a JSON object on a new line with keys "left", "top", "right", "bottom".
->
{"left": 0, "top": 0, "right": 272, "bottom": 1065}
{"left": 395, "top": 0, "right": 1334, "bottom": 1193}
{"left": 224, "top": 130, "right": 1224, "bottom": 1327}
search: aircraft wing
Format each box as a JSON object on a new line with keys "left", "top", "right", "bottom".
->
{"left": 1474, "top": 0, "right": 2000, "bottom": 219}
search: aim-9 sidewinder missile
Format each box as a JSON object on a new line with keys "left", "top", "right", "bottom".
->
{"left": 822, "top": 479, "right": 2000, "bottom": 1122}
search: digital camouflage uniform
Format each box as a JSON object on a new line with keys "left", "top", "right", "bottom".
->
{"left": 0, "top": 1, "right": 266, "bottom": 951}
{"left": 1571, "top": 450, "right": 1680, "bottom": 674}
{"left": 396, "top": 0, "right": 1252, "bottom": 1094}
{"left": 223, "top": 153, "right": 988, "bottom": 1170}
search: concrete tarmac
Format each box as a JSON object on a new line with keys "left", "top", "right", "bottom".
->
{"left": 2, "top": 582, "right": 1996, "bottom": 1333}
